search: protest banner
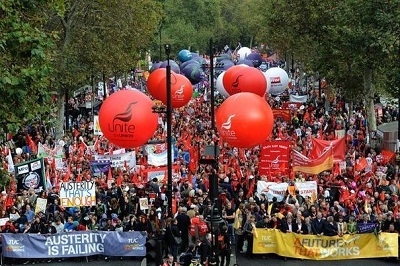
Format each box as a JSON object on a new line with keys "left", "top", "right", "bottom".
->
{"left": 289, "top": 94, "right": 308, "bottom": 103}
{"left": 253, "top": 229, "right": 398, "bottom": 260}
{"left": 145, "top": 143, "right": 175, "bottom": 167}
{"left": 0, "top": 218, "right": 9, "bottom": 226}
{"left": 90, "top": 160, "right": 111, "bottom": 177}
{"left": 94, "top": 151, "right": 136, "bottom": 169}
{"left": 272, "top": 109, "right": 291, "bottom": 122}
{"left": 259, "top": 141, "right": 290, "bottom": 176}
{"left": 2, "top": 231, "right": 146, "bottom": 258}
{"left": 256, "top": 181, "right": 317, "bottom": 202}
{"left": 139, "top": 198, "right": 149, "bottom": 210}
{"left": 59, "top": 181, "right": 96, "bottom": 207}
{"left": 37, "top": 143, "right": 64, "bottom": 159}
{"left": 142, "top": 165, "right": 181, "bottom": 182}
{"left": 14, "top": 158, "right": 46, "bottom": 192}
{"left": 292, "top": 148, "right": 334, "bottom": 175}
{"left": 35, "top": 198, "right": 47, "bottom": 214}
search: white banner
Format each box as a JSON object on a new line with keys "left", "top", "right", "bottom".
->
{"left": 289, "top": 94, "right": 308, "bottom": 103}
{"left": 257, "top": 181, "right": 318, "bottom": 202}
{"left": 94, "top": 151, "right": 136, "bottom": 169}
{"left": 59, "top": 181, "right": 96, "bottom": 207}
{"left": 145, "top": 144, "right": 174, "bottom": 167}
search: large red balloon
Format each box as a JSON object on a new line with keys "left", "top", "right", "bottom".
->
{"left": 158, "top": 73, "right": 193, "bottom": 108}
{"left": 99, "top": 90, "right": 158, "bottom": 148}
{"left": 222, "top": 65, "right": 246, "bottom": 95}
{"left": 216, "top": 92, "right": 274, "bottom": 148}
{"left": 147, "top": 68, "right": 168, "bottom": 100}
{"left": 223, "top": 66, "right": 266, "bottom": 96}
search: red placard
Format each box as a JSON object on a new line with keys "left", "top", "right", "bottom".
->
{"left": 259, "top": 141, "right": 291, "bottom": 176}
{"left": 272, "top": 109, "right": 291, "bottom": 122}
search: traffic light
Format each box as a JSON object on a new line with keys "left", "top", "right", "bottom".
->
{"left": 145, "top": 238, "right": 162, "bottom": 266}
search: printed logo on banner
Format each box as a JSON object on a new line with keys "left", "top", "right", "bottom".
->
{"left": 30, "top": 160, "right": 41, "bottom": 171}
{"left": 22, "top": 172, "right": 40, "bottom": 189}
{"left": 17, "top": 165, "right": 29, "bottom": 175}
{"left": 15, "top": 158, "right": 46, "bottom": 192}
{"left": 258, "top": 141, "right": 290, "bottom": 176}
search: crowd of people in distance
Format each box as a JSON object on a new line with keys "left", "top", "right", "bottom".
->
{"left": 0, "top": 53, "right": 399, "bottom": 266}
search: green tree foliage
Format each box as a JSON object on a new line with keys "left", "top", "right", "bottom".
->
{"left": 0, "top": 0, "right": 56, "bottom": 135}
{"left": 44, "top": 0, "right": 163, "bottom": 138}
{"left": 261, "top": 0, "right": 400, "bottom": 132}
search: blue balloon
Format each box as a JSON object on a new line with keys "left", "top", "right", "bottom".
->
{"left": 159, "top": 60, "right": 180, "bottom": 73}
{"left": 236, "top": 58, "right": 254, "bottom": 67}
{"left": 180, "top": 59, "right": 200, "bottom": 70}
{"left": 246, "top": 53, "right": 263, "bottom": 67}
{"left": 181, "top": 63, "right": 204, "bottom": 84}
{"left": 192, "top": 56, "right": 207, "bottom": 66}
{"left": 218, "top": 59, "right": 235, "bottom": 71}
{"left": 217, "top": 53, "right": 231, "bottom": 60}
{"left": 149, "top": 62, "right": 162, "bottom": 73}
{"left": 178, "top": 49, "right": 192, "bottom": 62}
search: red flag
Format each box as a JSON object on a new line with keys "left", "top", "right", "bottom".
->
{"left": 292, "top": 147, "right": 334, "bottom": 175}
{"left": 107, "top": 168, "right": 113, "bottom": 181}
{"left": 26, "top": 134, "right": 37, "bottom": 154}
{"left": 381, "top": 150, "right": 395, "bottom": 164}
{"left": 73, "top": 128, "right": 80, "bottom": 138}
{"left": 131, "top": 172, "right": 139, "bottom": 185}
{"left": 116, "top": 172, "right": 123, "bottom": 187}
{"left": 394, "top": 205, "right": 399, "bottom": 218}
{"left": 309, "top": 137, "right": 346, "bottom": 162}
{"left": 63, "top": 164, "right": 71, "bottom": 182}
{"left": 333, "top": 163, "right": 341, "bottom": 177}
{"left": 53, "top": 171, "right": 59, "bottom": 189}
{"left": 376, "top": 202, "right": 381, "bottom": 214}
{"left": 355, "top": 158, "right": 367, "bottom": 172}
{"left": 246, "top": 178, "right": 255, "bottom": 198}
{"left": 11, "top": 176, "right": 16, "bottom": 193}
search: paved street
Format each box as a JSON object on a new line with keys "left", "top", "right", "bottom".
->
{"left": 2, "top": 254, "right": 399, "bottom": 266}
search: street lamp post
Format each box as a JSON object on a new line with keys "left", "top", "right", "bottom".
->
{"left": 207, "top": 38, "right": 224, "bottom": 264}
{"left": 165, "top": 44, "right": 173, "bottom": 218}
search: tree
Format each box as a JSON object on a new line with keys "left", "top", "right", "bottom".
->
{"left": 0, "top": 0, "right": 57, "bottom": 135}
{"left": 44, "top": 0, "right": 163, "bottom": 139}
{"left": 260, "top": 0, "right": 400, "bottom": 132}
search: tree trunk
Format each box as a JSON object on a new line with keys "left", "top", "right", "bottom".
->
{"left": 55, "top": 93, "right": 65, "bottom": 140}
{"left": 363, "top": 67, "right": 376, "bottom": 132}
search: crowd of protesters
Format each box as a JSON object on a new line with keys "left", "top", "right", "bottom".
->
{"left": 0, "top": 54, "right": 399, "bottom": 266}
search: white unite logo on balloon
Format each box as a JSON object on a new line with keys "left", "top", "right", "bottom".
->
{"left": 173, "top": 85, "right": 185, "bottom": 100}
{"left": 220, "top": 114, "right": 237, "bottom": 140}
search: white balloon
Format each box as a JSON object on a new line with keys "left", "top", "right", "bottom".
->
{"left": 237, "top": 47, "right": 252, "bottom": 60}
{"left": 265, "top": 67, "right": 289, "bottom": 95}
{"left": 216, "top": 72, "right": 230, "bottom": 98}
{"left": 15, "top": 147, "right": 22, "bottom": 155}
{"left": 58, "top": 140, "right": 65, "bottom": 147}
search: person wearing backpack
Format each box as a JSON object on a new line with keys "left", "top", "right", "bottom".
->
{"left": 218, "top": 225, "right": 231, "bottom": 266}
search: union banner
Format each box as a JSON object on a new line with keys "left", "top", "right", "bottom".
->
{"left": 259, "top": 141, "right": 290, "bottom": 176}
{"left": 292, "top": 147, "right": 334, "bottom": 174}
{"left": 253, "top": 229, "right": 398, "bottom": 260}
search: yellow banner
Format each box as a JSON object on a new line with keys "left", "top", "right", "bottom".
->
{"left": 253, "top": 229, "right": 398, "bottom": 260}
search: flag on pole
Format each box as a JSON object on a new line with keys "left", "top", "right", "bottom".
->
{"left": 292, "top": 147, "right": 334, "bottom": 175}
